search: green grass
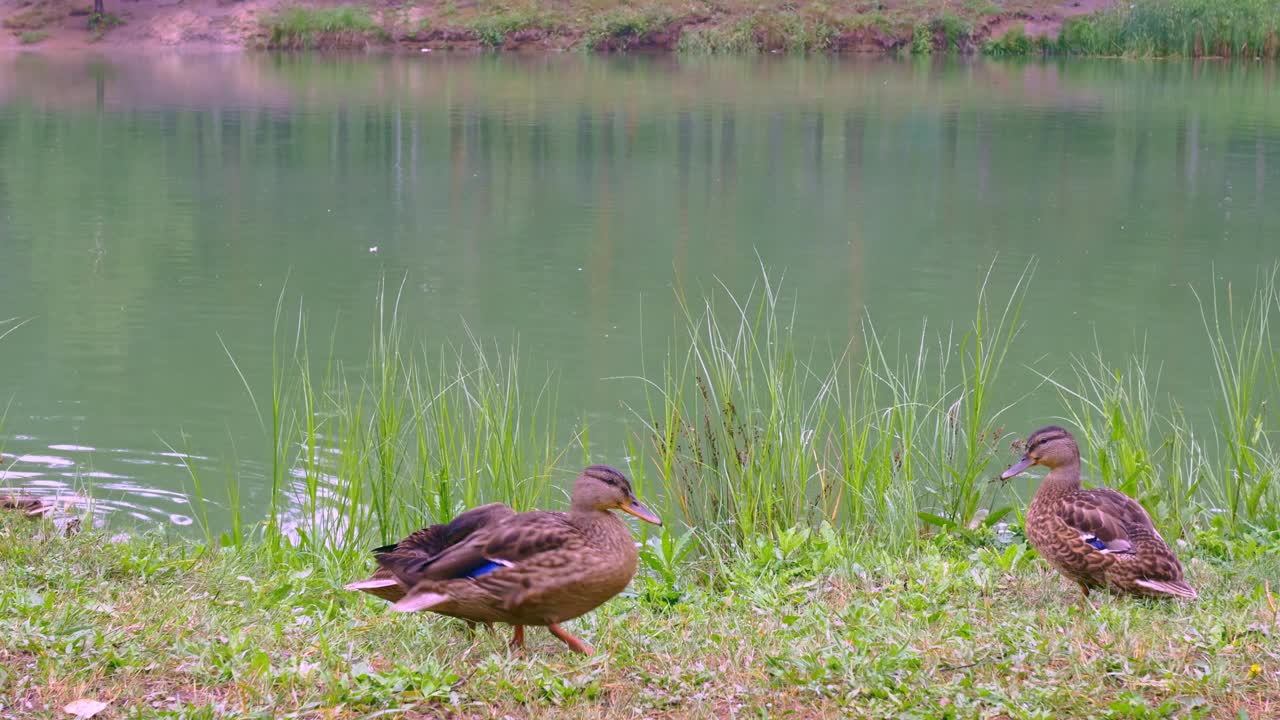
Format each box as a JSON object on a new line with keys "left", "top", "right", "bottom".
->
{"left": 6, "top": 265, "right": 1280, "bottom": 715}
{"left": 1197, "top": 270, "right": 1280, "bottom": 529}
{"left": 984, "top": 23, "right": 1035, "bottom": 55}
{"left": 675, "top": 25, "right": 744, "bottom": 54}
{"left": 87, "top": 11, "right": 123, "bottom": 32}
{"left": 676, "top": 12, "right": 843, "bottom": 54}
{"left": 932, "top": 11, "right": 972, "bottom": 53}
{"left": 2, "top": 512, "right": 1277, "bottom": 718}
{"left": 236, "top": 0, "right": 1280, "bottom": 57}
{"left": 580, "top": 8, "right": 674, "bottom": 51}
{"left": 7, "top": 0, "right": 1265, "bottom": 57}
{"left": 17, "top": 30, "right": 47, "bottom": 45}
{"left": 625, "top": 264, "right": 1028, "bottom": 550}
{"left": 911, "top": 22, "right": 933, "bottom": 54}
{"left": 264, "top": 5, "right": 386, "bottom": 50}
{"left": 1055, "top": 0, "right": 1280, "bottom": 57}
{"left": 204, "top": 278, "right": 565, "bottom": 567}
{"left": 466, "top": 10, "right": 547, "bottom": 48}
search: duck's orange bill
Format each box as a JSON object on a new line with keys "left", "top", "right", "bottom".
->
{"left": 620, "top": 499, "right": 662, "bottom": 526}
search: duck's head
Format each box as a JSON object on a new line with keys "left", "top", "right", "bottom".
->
{"left": 571, "top": 465, "right": 662, "bottom": 525}
{"left": 1000, "top": 425, "right": 1081, "bottom": 479}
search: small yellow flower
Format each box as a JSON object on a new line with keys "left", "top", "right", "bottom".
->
{"left": 1249, "top": 663, "right": 1262, "bottom": 677}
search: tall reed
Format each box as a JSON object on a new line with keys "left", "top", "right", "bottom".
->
{"left": 1059, "top": 0, "right": 1280, "bottom": 58}
{"left": 192, "top": 263, "right": 1280, "bottom": 564}
{"left": 1197, "top": 269, "right": 1279, "bottom": 530}
{"left": 633, "top": 273, "right": 841, "bottom": 543}
{"left": 627, "top": 264, "right": 1027, "bottom": 552}
{"left": 217, "top": 279, "right": 566, "bottom": 567}
{"left": 1042, "top": 348, "right": 1199, "bottom": 538}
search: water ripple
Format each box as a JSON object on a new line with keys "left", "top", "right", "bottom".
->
{"left": 1, "top": 437, "right": 200, "bottom": 529}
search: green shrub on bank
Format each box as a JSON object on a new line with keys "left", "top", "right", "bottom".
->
{"left": 264, "top": 5, "right": 385, "bottom": 49}
{"left": 983, "top": 23, "right": 1034, "bottom": 55}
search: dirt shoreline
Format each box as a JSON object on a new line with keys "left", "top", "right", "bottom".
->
{"left": 0, "top": 0, "right": 1115, "bottom": 54}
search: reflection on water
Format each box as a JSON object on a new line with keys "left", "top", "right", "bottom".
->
{"left": 2, "top": 53, "right": 1279, "bottom": 531}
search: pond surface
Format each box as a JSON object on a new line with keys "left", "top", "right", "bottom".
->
{"left": 1, "top": 53, "right": 1277, "bottom": 530}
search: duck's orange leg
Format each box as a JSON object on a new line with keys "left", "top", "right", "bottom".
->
{"left": 547, "top": 623, "right": 594, "bottom": 656}
{"left": 1077, "top": 583, "right": 1099, "bottom": 611}
{"left": 509, "top": 625, "right": 525, "bottom": 649}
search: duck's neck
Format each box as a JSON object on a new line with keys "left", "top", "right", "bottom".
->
{"left": 1035, "top": 459, "right": 1083, "bottom": 500}
{"left": 570, "top": 496, "right": 607, "bottom": 515}
{"left": 568, "top": 504, "right": 621, "bottom": 529}
{"left": 568, "top": 506, "right": 634, "bottom": 549}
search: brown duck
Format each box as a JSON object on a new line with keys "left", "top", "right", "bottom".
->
{"left": 1000, "top": 426, "right": 1196, "bottom": 601}
{"left": 353, "top": 465, "right": 661, "bottom": 655}
{"left": 1, "top": 494, "right": 47, "bottom": 516}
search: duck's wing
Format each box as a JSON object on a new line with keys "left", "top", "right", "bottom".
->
{"left": 346, "top": 502, "right": 514, "bottom": 596}
{"left": 1082, "top": 489, "right": 1195, "bottom": 597}
{"left": 375, "top": 502, "right": 516, "bottom": 558}
{"left": 377, "top": 510, "right": 581, "bottom": 585}
{"left": 1055, "top": 490, "right": 1147, "bottom": 555}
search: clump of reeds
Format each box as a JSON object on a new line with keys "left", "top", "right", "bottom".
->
{"left": 1058, "top": 0, "right": 1280, "bottom": 58}
{"left": 206, "top": 279, "right": 565, "bottom": 568}
{"left": 186, "top": 262, "right": 1280, "bottom": 564}
{"left": 264, "top": 5, "right": 386, "bottom": 50}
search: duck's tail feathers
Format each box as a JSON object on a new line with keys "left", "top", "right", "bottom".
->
{"left": 344, "top": 577, "right": 400, "bottom": 593}
{"left": 1135, "top": 578, "right": 1198, "bottom": 600}
{"left": 392, "top": 591, "right": 450, "bottom": 613}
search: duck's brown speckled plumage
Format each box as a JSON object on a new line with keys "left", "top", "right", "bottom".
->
{"left": 345, "top": 502, "right": 516, "bottom": 603}
{"left": 1002, "top": 426, "right": 1197, "bottom": 601}
{"left": 350, "top": 465, "right": 661, "bottom": 655}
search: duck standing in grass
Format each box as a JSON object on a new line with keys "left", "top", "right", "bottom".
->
{"left": 355, "top": 465, "right": 661, "bottom": 655}
{"left": 1000, "top": 426, "right": 1197, "bottom": 602}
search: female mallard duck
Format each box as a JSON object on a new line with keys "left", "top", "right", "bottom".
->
{"left": 1, "top": 494, "right": 46, "bottom": 515}
{"left": 364, "top": 465, "right": 661, "bottom": 655}
{"left": 1000, "top": 426, "right": 1196, "bottom": 601}
{"left": 345, "top": 502, "right": 516, "bottom": 603}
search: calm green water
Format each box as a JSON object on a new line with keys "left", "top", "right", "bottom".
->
{"left": 1, "top": 53, "right": 1277, "bottom": 529}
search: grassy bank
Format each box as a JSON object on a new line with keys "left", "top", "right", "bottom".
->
{"left": 264, "top": 5, "right": 387, "bottom": 50}
{"left": 253, "top": 0, "right": 1038, "bottom": 54}
{"left": 2, "top": 512, "right": 1278, "bottom": 718}
{"left": 252, "top": 0, "right": 1280, "bottom": 57}
{"left": 253, "top": 1, "right": 967, "bottom": 53}
{"left": 5, "top": 266, "right": 1280, "bottom": 715}
{"left": 7, "top": 0, "right": 1277, "bottom": 56}
{"left": 1053, "top": 0, "right": 1280, "bottom": 58}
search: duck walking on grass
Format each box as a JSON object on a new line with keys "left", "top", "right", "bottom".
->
{"left": 350, "top": 465, "right": 661, "bottom": 655}
{"left": 1000, "top": 426, "right": 1197, "bottom": 603}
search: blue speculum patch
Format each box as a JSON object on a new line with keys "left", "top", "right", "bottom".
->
{"left": 465, "top": 561, "right": 504, "bottom": 578}
{"left": 1085, "top": 537, "right": 1107, "bottom": 551}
